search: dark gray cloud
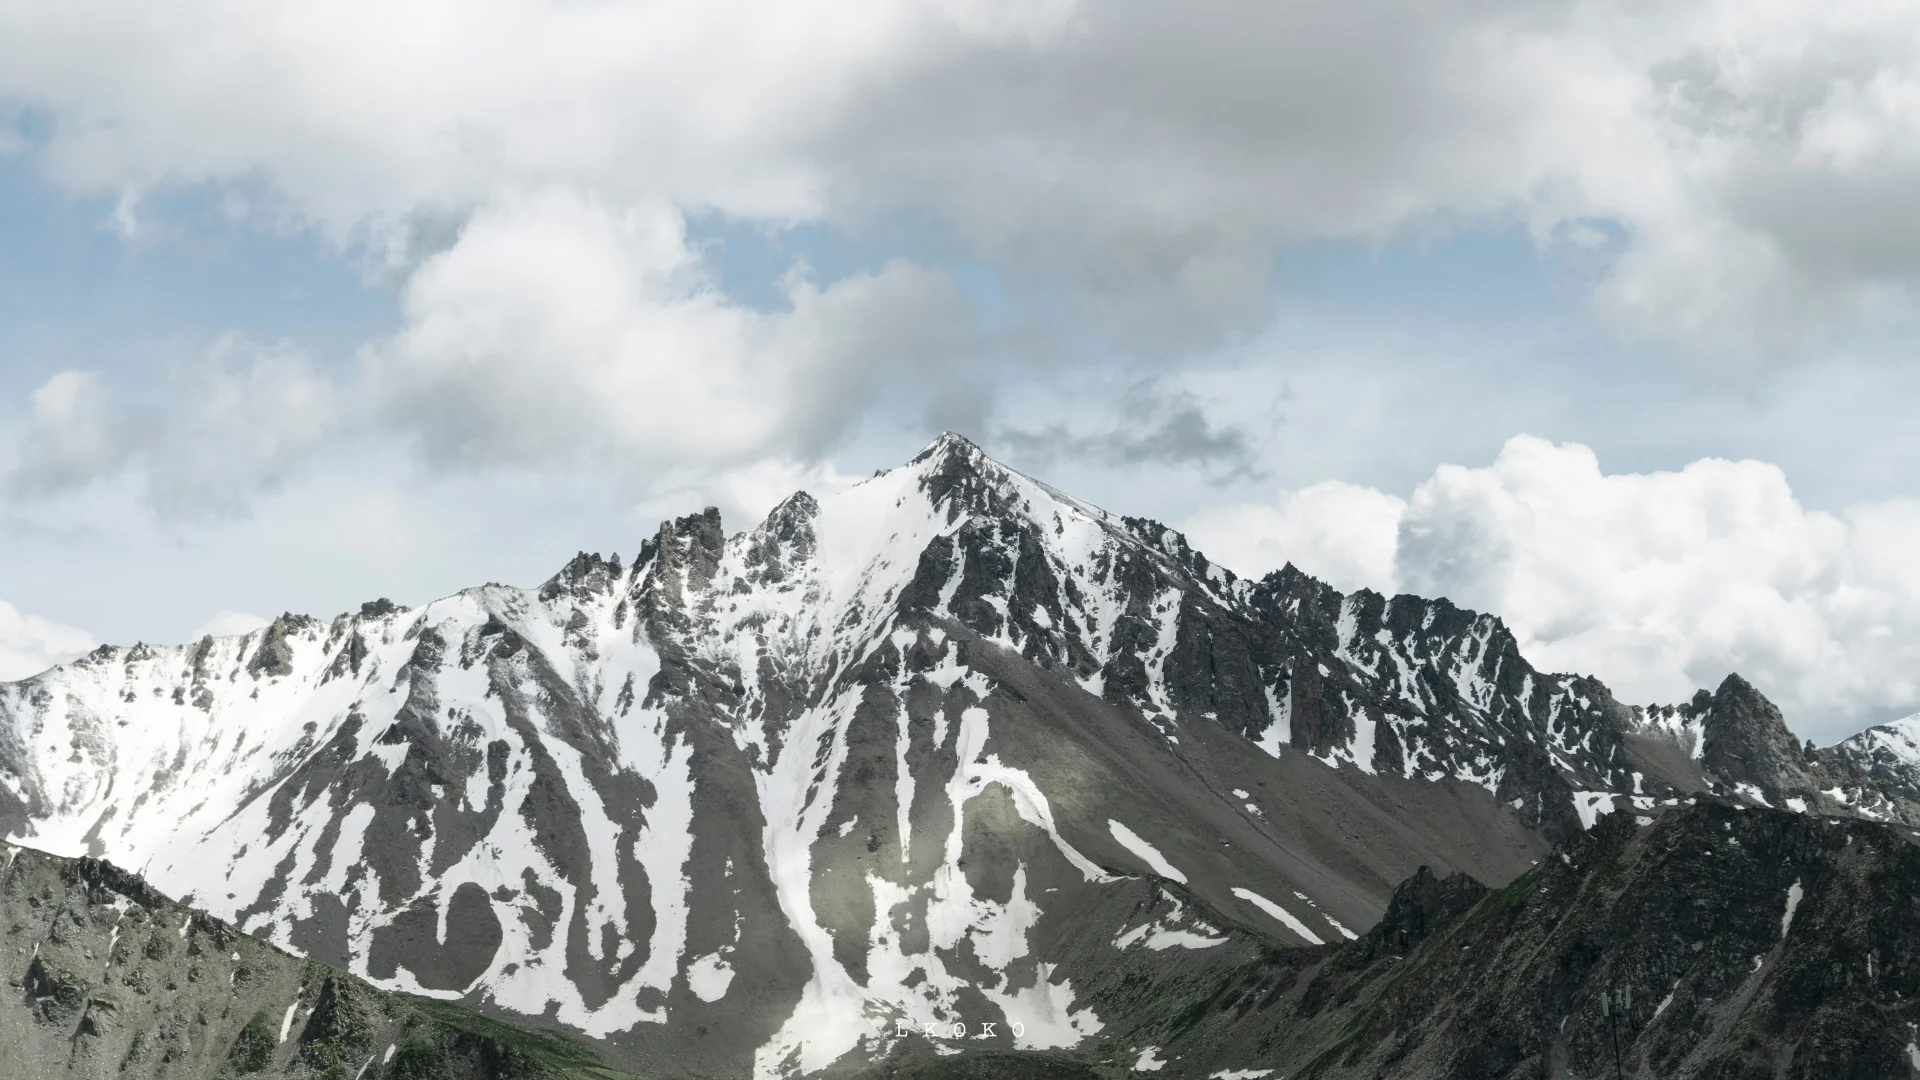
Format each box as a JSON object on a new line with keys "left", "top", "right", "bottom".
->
{"left": 998, "top": 381, "right": 1263, "bottom": 481}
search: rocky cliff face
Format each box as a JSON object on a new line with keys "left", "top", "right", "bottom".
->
{"left": 0, "top": 840, "right": 631, "bottom": 1080}
{"left": 1635, "top": 673, "right": 1920, "bottom": 823}
{"left": 2, "top": 433, "right": 1917, "bottom": 1078}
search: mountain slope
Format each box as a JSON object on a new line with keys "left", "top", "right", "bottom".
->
{"left": 945, "top": 801, "right": 1920, "bottom": 1079}
{"left": 2, "top": 433, "right": 1916, "bottom": 1078}
{"left": 0, "top": 839, "right": 635, "bottom": 1080}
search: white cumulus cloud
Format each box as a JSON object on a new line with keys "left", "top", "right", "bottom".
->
{"left": 362, "top": 191, "right": 972, "bottom": 476}
{"left": 1186, "top": 436, "right": 1920, "bottom": 741}
{"left": 1184, "top": 481, "right": 1405, "bottom": 596}
{"left": 7, "top": 370, "right": 133, "bottom": 498}
{"left": 192, "top": 611, "right": 272, "bottom": 640}
{"left": 0, "top": 599, "right": 96, "bottom": 682}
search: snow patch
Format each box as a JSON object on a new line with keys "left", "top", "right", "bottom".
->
{"left": 686, "top": 951, "right": 735, "bottom": 1002}
{"left": 1289, "top": 890, "right": 1357, "bottom": 941}
{"left": 1255, "top": 681, "right": 1291, "bottom": 758}
{"left": 1108, "top": 820, "right": 1187, "bottom": 884}
{"left": 1144, "top": 928, "right": 1224, "bottom": 950}
{"left": 1230, "top": 887, "right": 1324, "bottom": 945}
{"left": 1348, "top": 708, "right": 1377, "bottom": 774}
{"left": 1113, "top": 893, "right": 1226, "bottom": 951}
{"left": 1573, "top": 791, "right": 1619, "bottom": 829}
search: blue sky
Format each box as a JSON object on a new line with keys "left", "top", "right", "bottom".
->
{"left": 4, "top": 0, "right": 1920, "bottom": 741}
{"left": 0, "top": 160, "right": 395, "bottom": 385}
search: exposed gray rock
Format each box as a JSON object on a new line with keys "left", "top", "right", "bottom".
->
{"left": 0, "top": 841, "right": 635, "bottom": 1079}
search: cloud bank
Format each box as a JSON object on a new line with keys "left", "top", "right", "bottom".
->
{"left": 1186, "top": 436, "right": 1920, "bottom": 741}
{"left": 4, "top": 0, "right": 1919, "bottom": 341}
{"left": 5, "top": 0, "right": 1920, "bottom": 506}
{"left": 192, "top": 611, "right": 271, "bottom": 639}
{"left": 0, "top": 600, "right": 95, "bottom": 682}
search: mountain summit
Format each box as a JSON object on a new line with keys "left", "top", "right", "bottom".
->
{"left": 4, "top": 434, "right": 1918, "bottom": 1078}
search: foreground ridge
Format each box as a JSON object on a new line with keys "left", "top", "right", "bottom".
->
{"left": 0, "top": 839, "right": 635, "bottom": 1080}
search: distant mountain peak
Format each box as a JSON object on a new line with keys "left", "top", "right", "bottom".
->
{"left": 1698, "top": 670, "right": 1812, "bottom": 791}
{"left": 909, "top": 429, "right": 987, "bottom": 462}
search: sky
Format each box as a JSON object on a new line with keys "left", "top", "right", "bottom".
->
{"left": 3, "top": 0, "right": 1920, "bottom": 743}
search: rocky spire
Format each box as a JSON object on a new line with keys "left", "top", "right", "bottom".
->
{"left": 1699, "top": 672, "right": 1820, "bottom": 800}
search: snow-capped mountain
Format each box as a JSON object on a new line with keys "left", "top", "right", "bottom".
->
{"left": 3, "top": 433, "right": 1917, "bottom": 1078}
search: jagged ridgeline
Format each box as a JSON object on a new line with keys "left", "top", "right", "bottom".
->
{"left": 0, "top": 841, "right": 635, "bottom": 1079}
{"left": 4, "top": 433, "right": 1920, "bottom": 1078}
